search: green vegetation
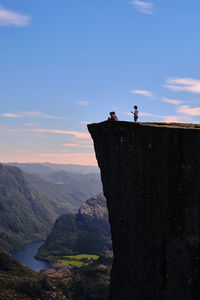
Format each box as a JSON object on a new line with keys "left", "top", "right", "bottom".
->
{"left": 64, "top": 254, "right": 99, "bottom": 260}
{"left": 58, "top": 254, "right": 99, "bottom": 267}
{"left": 59, "top": 259, "right": 85, "bottom": 267}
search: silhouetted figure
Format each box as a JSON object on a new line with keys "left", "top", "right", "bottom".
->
{"left": 131, "top": 106, "right": 139, "bottom": 122}
{"left": 108, "top": 111, "right": 118, "bottom": 121}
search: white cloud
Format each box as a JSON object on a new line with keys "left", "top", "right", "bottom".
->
{"left": 9, "top": 128, "right": 90, "bottom": 139}
{"left": 139, "top": 112, "right": 154, "bottom": 116}
{"left": 178, "top": 105, "right": 200, "bottom": 116}
{"left": 62, "top": 143, "right": 79, "bottom": 147}
{"left": 165, "top": 77, "right": 200, "bottom": 94}
{"left": 131, "top": 90, "right": 153, "bottom": 98}
{"left": 1, "top": 113, "right": 21, "bottom": 118}
{"left": 0, "top": 6, "right": 30, "bottom": 27}
{"left": 124, "top": 111, "right": 160, "bottom": 118}
{"left": 62, "top": 143, "right": 93, "bottom": 148}
{"left": 1, "top": 111, "right": 63, "bottom": 119}
{"left": 130, "top": 0, "right": 154, "bottom": 15}
{"left": 161, "top": 97, "right": 183, "bottom": 105}
{"left": 77, "top": 101, "right": 91, "bottom": 106}
{"left": 162, "top": 115, "right": 192, "bottom": 123}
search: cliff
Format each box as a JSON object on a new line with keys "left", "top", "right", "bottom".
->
{"left": 88, "top": 121, "right": 200, "bottom": 300}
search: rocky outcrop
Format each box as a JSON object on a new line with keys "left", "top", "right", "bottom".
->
{"left": 88, "top": 121, "right": 200, "bottom": 300}
{"left": 36, "top": 193, "right": 111, "bottom": 261}
{"left": 78, "top": 193, "right": 109, "bottom": 220}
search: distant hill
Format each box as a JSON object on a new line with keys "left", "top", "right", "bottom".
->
{"left": 36, "top": 194, "right": 111, "bottom": 261}
{"left": 0, "top": 248, "right": 67, "bottom": 299}
{"left": 5, "top": 163, "right": 102, "bottom": 214}
{"left": 24, "top": 171, "right": 102, "bottom": 214}
{"left": 6, "top": 162, "right": 99, "bottom": 175}
{"left": 0, "top": 164, "right": 58, "bottom": 251}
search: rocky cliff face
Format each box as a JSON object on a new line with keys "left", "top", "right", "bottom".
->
{"left": 88, "top": 121, "right": 200, "bottom": 300}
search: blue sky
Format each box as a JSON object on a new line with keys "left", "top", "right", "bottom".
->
{"left": 1, "top": 0, "right": 200, "bottom": 164}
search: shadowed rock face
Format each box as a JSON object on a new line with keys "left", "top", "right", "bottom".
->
{"left": 88, "top": 121, "right": 200, "bottom": 300}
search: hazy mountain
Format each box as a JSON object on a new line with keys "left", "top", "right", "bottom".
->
{"left": 6, "top": 162, "right": 99, "bottom": 175}
{"left": 5, "top": 163, "right": 102, "bottom": 214}
{"left": 36, "top": 194, "right": 111, "bottom": 262}
{"left": 24, "top": 171, "right": 102, "bottom": 214}
{"left": 0, "top": 164, "right": 58, "bottom": 251}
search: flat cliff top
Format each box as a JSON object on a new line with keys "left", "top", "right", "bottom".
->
{"left": 88, "top": 120, "right": 200, "bottom": 130}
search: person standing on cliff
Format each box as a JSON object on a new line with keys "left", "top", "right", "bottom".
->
{"left": 131, "top": 105, "right": 139, "bottom": 122}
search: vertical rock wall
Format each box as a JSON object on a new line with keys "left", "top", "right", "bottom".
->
{"left": 88, "top": 121, "right": 200, "bottom": 300}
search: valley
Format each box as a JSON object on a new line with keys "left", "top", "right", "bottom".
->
{"left": 0, "top": 163, "right": 102, "bottom": 251}
{"left": 0, "top": 162, "right": 111, "bottom": 299}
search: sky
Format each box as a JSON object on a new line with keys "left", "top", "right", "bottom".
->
{"left": 1, "top": 0, "right": 200, "bottom": 165}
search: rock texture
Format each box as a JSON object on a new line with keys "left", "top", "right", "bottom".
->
{"left": 88, "top": 121, "right": 200, "bottom": 300}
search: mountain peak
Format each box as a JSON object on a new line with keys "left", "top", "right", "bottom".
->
{"left": 78, "top": 193, "right": 107, "bottom": 220}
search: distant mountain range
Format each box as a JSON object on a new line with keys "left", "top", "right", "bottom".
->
{"left": 24, "top": 170, "right": 102, "bottom": 214}
{"left": 5, "top": 163, "right": 102, "bottom": 214}
{"left": 5, "top": 163, "right": 99, "bottom": 175}
{"left": 0, "top": 163, "right": 102, "bottom": 251}
{"left": 36, "top": 193, "right": 112, "bottom": 262}
{"left": 0, "top": 164, "right": 57, "bottom": 251}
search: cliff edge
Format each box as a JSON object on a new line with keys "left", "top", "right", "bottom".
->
{"left": 88, "top": 121, "right": 200, "bottom": 300}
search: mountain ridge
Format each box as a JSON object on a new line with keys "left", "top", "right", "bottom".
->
{"left": 0, "top": 164, "right": 57, "bottom": 251}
